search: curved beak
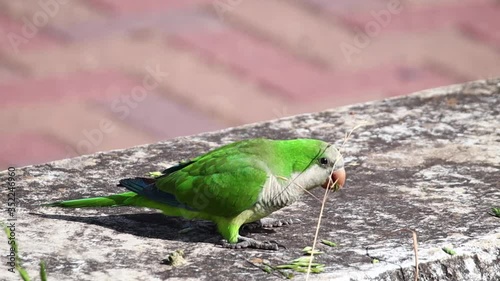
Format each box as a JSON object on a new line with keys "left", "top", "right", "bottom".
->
{"left": 322, "top": 168, "right": 346, "bottom": 190}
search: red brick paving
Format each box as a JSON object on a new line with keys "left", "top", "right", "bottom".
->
{"left": 174, "top": 27, "right": 458, "bottom": 101}
{"left": 0, "top": 70, "right": 145, "bottom": 106}
{"left": 88, "top": 0, "right": 212, "bottom": 15}
{"left": 95, "top": 92, "right": 226, "bottom": 139}
{"left": 304, "top": 0, "right": 388, "bottom": 16}
{"left": 173, "top": 27, "right": 341, "bottom": 101}
{"left": 0, "top": 0, "right": 104, "bottom": 27}
{"left": 0, "top": 0, "right": 499, "bottom": 167}
{"left": 460, "top": 17, "right": 500, "bottom": 51}
{"left": 0, "top": 14, "right": 62, "bottom": 53}
{"left": 337, "top": 1, "right": 499, "bottom": 34}
{"left": 213, "top": 0, "right": 353, "bottom": 69}
{"left": 0, "top": 101, "right": 157, "bottom": 158}
{"left": 0, "top": 133, "right": 70, "bottom": 169}
{"left": 0, "top": 62, "right": 21, "bottom": 82}
{"left": 328, "top": 64, "right": 458, "bottom": 98}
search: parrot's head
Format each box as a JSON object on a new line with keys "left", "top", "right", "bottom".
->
{"left": 317, "top": 144, "right": 346, "bottom": 191}
{"left": 290, "top": 140, "right": 346, "bottom": 192}
{"left": 275, "top": 139, "right": 346, "bottom": 194}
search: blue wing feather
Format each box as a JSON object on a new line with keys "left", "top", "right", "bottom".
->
{"left": 119, "top": 178, "right": 196, "bottom": 211}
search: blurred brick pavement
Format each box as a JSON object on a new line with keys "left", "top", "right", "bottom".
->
{"left": 0, "top": 0, "right": 499, "bottom": 168}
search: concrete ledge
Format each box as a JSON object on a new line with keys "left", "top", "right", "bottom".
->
{"left": 1, "top": 79, "right": 499, "bottom": 280}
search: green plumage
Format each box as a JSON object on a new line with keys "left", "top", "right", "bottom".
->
{"left": 43, "top": 192, "right": 137, "bottom": 208}
{"left": 44, "top": 138, "right": 342, "bottom": 246}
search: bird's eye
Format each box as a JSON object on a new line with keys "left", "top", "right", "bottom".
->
{"left": 320, "top": 157, "right": 329, "bottom": 165}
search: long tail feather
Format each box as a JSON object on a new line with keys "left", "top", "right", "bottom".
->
{"left": 42, "top": 192, "right": 137, "bottom": 208}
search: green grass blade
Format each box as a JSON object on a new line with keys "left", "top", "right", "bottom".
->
{"left": 490, "top": 207, "right": 500, "bottom": 218}
{"left": 40, "top": 261, "right": 48, "bottom": 281}
{"left": 321, "top": 239, "right": 337, "bottom": 247}
{"left": 442, "top": 246, "right": 456, "bottom": 255}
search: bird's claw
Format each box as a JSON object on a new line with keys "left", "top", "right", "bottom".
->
{"left": 241, "top": 219, "right": 295, "bottom": 231}
{"left": 261, "top": 218, "right": 294, "bottom": 228}
{"left": 243, "top": 218, "right": 295, "bottom": 231}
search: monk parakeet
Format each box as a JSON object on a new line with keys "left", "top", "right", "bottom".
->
{"left": 45, "top": 138, "right": 346, "bottom": 250}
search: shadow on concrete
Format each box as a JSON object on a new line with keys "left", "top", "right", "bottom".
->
{"left": 30, "top": 212, "right": 276, "bottom": 244}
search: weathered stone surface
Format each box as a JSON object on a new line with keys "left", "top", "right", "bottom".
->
{"left": 1, "top": 79, "right": 499, "bottom": 281}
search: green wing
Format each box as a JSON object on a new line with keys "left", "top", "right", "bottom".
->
{"left": 156, "top": 140, "right": 270, "bottom": 217}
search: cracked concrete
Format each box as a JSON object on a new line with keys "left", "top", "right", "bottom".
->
{"left": 1, "top": 79, "right": 499, "bottom": 280}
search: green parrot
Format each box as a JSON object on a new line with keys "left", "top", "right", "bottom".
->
{"left": 44, "top": 138, "right": 346, "bottom": 250}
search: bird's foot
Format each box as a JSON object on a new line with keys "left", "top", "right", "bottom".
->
{"left": 242, "top": 218, "right": 295, "bottom": 231}
{"left": 221, "top": 236, "right": 285, "bottom": 251}
{"left": 260, "top": 218, "right": 295, "bottom": 228}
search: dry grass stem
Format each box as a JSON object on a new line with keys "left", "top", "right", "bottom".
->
{"left": 393, "top": 229, "right": 419, "bottom": 281}
{"left": 306, "top": 124, "right": 364, "bottom": 280}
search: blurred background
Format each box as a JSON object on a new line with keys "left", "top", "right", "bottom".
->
{"left": 0, "top": 0, "right": 499, "bottom": 169}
